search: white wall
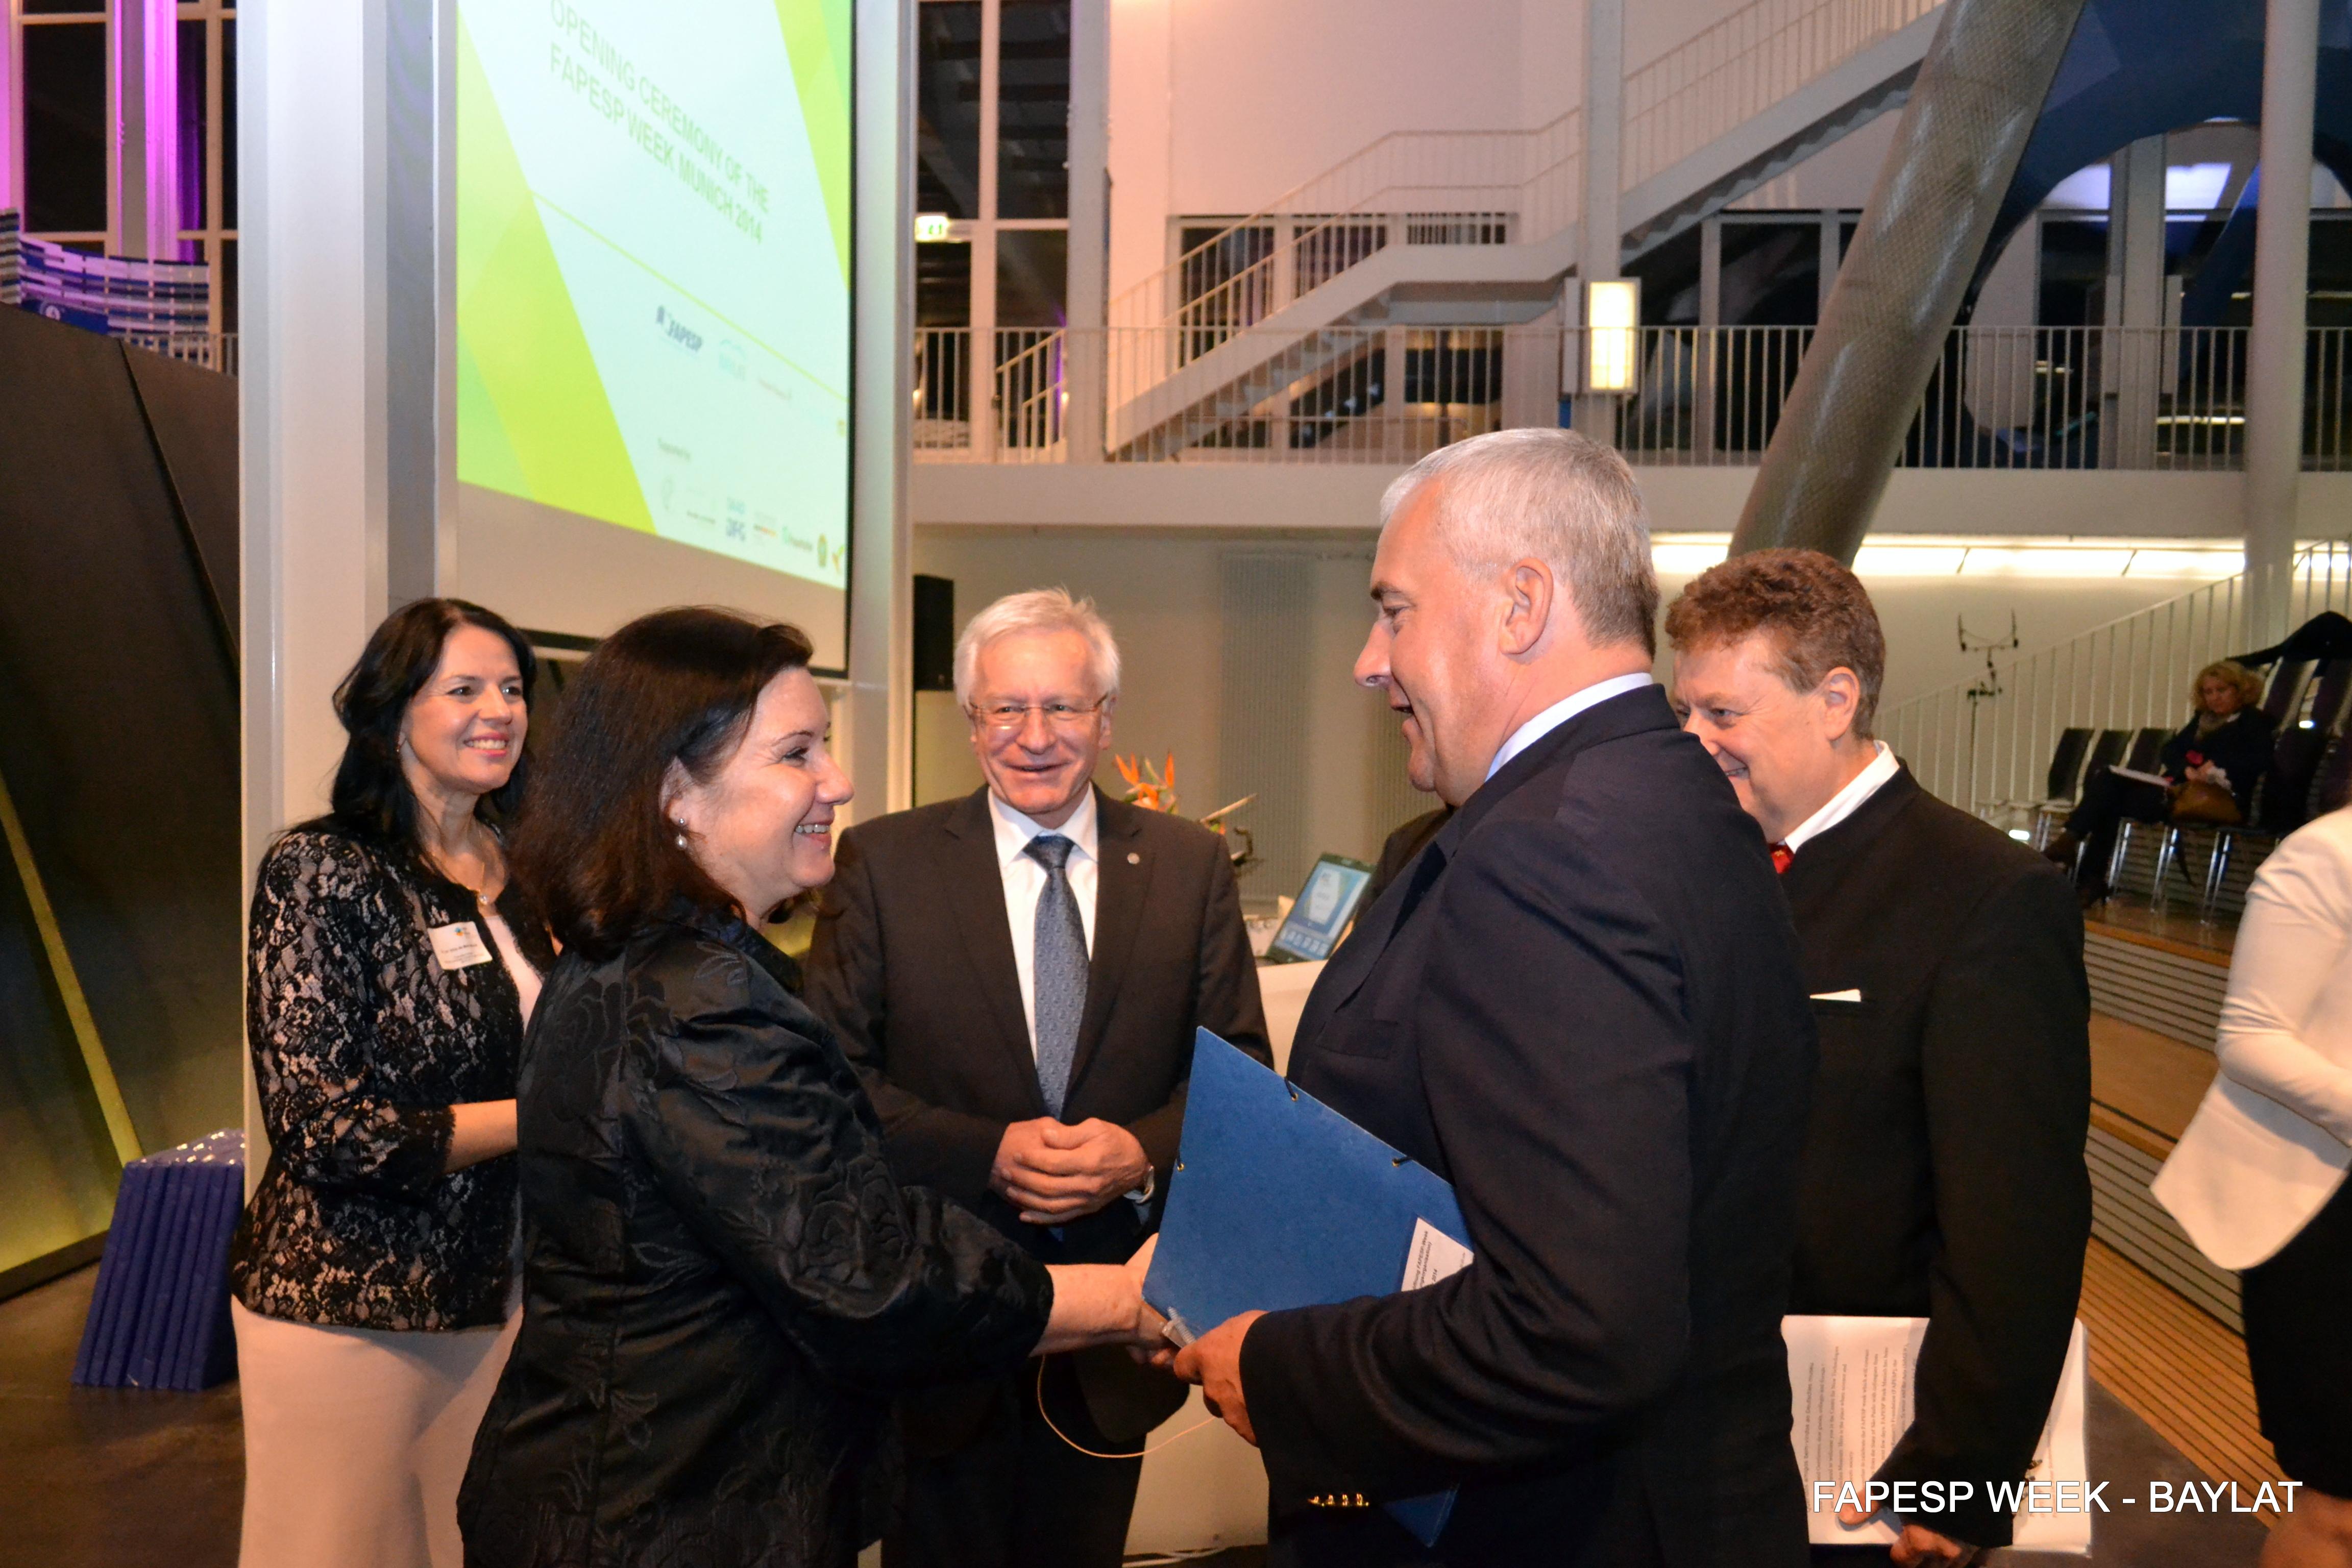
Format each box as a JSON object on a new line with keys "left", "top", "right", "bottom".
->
{"left": 1104, "top": 0, "right": 1850, "bottom": 302}
{"left": 917, "top": 462, "right": 2352, "bottom": 541}
{"left": 909, "top": 519, "right": 2237, "bottom": 889}
{"left": 1109, "top": 0, "right": 1530, "bottom": 302}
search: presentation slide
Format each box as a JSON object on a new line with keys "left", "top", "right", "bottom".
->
{"left": 454, "top": 0, "right": 852, "bottom": 615}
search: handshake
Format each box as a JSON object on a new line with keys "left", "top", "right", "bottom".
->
{"left": 1035, "top": 1233, "right": 1166, "bottom": 1356}
{"left": 1034, "top": 1234, "right": 1265, "bottom": 1446}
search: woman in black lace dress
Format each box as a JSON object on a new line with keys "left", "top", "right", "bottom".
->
{"left": 230, "top": 599, "right": 553, "bottom": 1568}
{"left": 459, "top": 608, "right": 1160, "bottom": 1567}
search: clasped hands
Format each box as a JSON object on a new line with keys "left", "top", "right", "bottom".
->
{"left": 991, "top": 1116, "right": 1150, "bottom": 1224}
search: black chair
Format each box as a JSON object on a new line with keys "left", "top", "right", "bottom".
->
{"left": 2312, "top": 733, "right": 2352, "bottom": 819}
{"left": 2124, "top": 726, "right": 2171, "bottom": 774}
{"left": 2086, "top": 728, "right": 2133, "bottom": 775}
{"left": 2261, "top": 657, "right": 2318, "bottom": 728}
{"left": 2047, "top": 727, "right": 2097, "bottom": 801}
{"left": 2012, "top": 726, "right": 2095, "bottom": 846}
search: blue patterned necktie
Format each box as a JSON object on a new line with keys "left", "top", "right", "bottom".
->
{"left": 1025, "top": 834, "right": 1088, "bottom": 1117}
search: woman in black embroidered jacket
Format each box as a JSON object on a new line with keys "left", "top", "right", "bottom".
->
{"left": 459, "top": 608, "right": 1161, "bottom": 1568}
{"left": 230, "top": 598, "right": 554, "bottom": 1568}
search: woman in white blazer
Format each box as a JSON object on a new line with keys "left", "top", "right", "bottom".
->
{"left": 2154, "top": 803, "right": 2352, "bottom": 1566}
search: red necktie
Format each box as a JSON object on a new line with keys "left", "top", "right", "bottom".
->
{"left": 1770, "top": 843, "right": 1794, "bottom": 875}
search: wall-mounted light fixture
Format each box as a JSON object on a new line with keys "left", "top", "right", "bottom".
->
{"left": 1584, "top": 278, "right": 1641, "bottom": 394}
{"left": 914, "top": 213, "right": 957, "bottom": 243}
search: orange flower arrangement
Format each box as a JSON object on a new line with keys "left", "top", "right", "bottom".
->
{"left": 1115, "top": 752, "right": 1179, "bottom": 813}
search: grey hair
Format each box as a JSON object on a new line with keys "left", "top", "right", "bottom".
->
{"left": 1379, "top": 428, "right": 1659, "bottom": 656}
{"left": 952, "top": 587, "right": 1123, "bottom": 707}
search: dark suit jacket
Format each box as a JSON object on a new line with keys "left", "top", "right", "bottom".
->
{"left": 1363, "top": 804, "right": 1453, "bottom": 906}
{"left": 1781, "top": 764, "right": 2091, "bottom": 1548}
{"left": 459, "top": 908, "right": 1051, "bottom": 1567}
{"left": 1240, "top": 687, "right": 1818, "bottom": 1568}
{"left": 802, "top": 783, "right": 1270, "bottom": 1440}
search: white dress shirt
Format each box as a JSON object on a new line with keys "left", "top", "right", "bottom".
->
{"left": 1780, "top": 740, "right": 1902, "bottom": 856}
{"left": 2154, "top": 806, "right": 2352, "bottom": 1268}
{"left": 1484, "top": 672, "right": 1656, "bottom": 782}
{"left": 989, "top": 788, "right": 1099, "bottom": 1061}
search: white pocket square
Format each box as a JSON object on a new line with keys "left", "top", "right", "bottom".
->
{"left": 1810, "top": 988, "right": 1864, "bottom": 1003}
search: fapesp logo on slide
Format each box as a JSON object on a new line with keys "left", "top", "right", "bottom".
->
{"left": 654, "top": 305, "right": 704, "bottom": 354}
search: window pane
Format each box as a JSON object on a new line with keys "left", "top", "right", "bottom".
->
{"left": 222, "top": 237, "right": 239, "bottom": 334}
{"left": 1717, "top": 220, "right": 1821, "bottom": 326}
{"left": 996, "top": 228, "right": 1067, "bottom": 326}
{"left": 223, "top": 18, "right": 240, "bottom": 229}
{"left": 23, "top": 0, "right": 106, "bottom": 13}
{"left": 917, "top": 238, "right": 972, "bottom": 327}
{"left": 916, "top": 3, "right": 982, "bottom": 221}
{"left": 996, "top": 0, "right": 1070, "bottom": 219}
{"left": 23, "top": 22, "right": 110, "bottom": 234}
{"left": 2038, "top": 217, "right": 2110, "bottom": 327}
{"left": 179, "top": 19, "right": 209, "bottom": 230}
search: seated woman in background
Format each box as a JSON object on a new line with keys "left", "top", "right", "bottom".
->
{"left": 2154, "top": 800, "right": 2352, "bottom": 1566}
{"left": 459, "top": 607, "right": 1160, "bottom": 1568}
{"left": 2046, "top": 659, "right": 2275, "bottom": 904}
{"left": 231, "top": 598, "right": 551, "bottom": 1568}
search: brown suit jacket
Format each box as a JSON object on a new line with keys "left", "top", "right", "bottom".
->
{"left": 803, "top": 784, "right": 1271, "bottom": 1441}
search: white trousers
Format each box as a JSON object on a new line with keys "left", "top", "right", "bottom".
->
{"left": 231, "top": 1300, "right": 518, "bottom": 1568}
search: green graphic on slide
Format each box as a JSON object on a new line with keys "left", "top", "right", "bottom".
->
{"left": 456, "top": 0, "right": 851, "bottom": 587}
{"left": 777, "top": 0, "right": 852, "bottom": 284}
{"left": 456, "top": 18, "right": 654, "bottom": 534}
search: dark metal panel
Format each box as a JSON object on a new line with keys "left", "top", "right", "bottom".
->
{"left": 122, "top": 346, "right": 239, "bottom": 649}
{"left": 0, "top": 309, "right": 242, "bottom": 1158}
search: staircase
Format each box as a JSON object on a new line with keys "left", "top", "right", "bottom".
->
{"left": 1098, "top": 0, "right": 1948, "bottom": 459}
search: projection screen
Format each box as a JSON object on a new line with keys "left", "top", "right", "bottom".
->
{"left": 453, "top": 0, "right": 853, "bottom": 669}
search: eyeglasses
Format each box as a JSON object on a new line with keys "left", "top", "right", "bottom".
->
{"left": 967, "top": 699, "right": 1108, "bottom": 734}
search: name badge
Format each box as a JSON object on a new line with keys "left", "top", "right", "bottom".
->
{"left": 427, "top": 920, "right": 494, "bottom": 971}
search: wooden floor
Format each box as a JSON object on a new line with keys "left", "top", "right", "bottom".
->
{"left": 2090, "top": 1013, "right": 2219, "bottom": 1147}
{"left": 2078, "top": 1238, "right": 2286, "bottom": 1523}
{"left": 2074, "top": 911, "right": 2288, "bottom": 1528}
{"left": 2086, "top": 901, "right": 2239, "bottom": 964}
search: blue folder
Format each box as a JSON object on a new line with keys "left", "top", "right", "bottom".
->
{"left": 1145, "top": 1028, "right": 1470, "bottom": 1547}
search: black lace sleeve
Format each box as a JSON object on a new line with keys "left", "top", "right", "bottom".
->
{"left": 248, "top": 833, "right": 454, "bottom": 1197}
{"left": 622, "top": 990, "right": 1052, "bottom": 1392}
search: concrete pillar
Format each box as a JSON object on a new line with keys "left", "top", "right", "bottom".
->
{"left": 0, "top": 17, "right": 16, "bottom": 212}
{"left": 2245, "top": 0, "right": 2319, "bottom": 643}
{"left": 111, "top": 0, "right": 180, "bottom": 258}
{"left": 2108, "top": 135, "right": 2166, "bottom": 469}
{"left": 967, "top": 0, "right": 1001, "bottom": 459}
{"left": 240, "top": 0, "right": 400, "bottom": 1175}
{"left": 1817, "top": 209, "right": 1840, "bottom": 321}
{"left": 1695, "top": 214, "right": 1721, "bottom": 461}
{"left": 1063, "top": 0, "right": 1108, "bottom": 461}
{"left": 844, "top": 0, "right": 916, "bottom": 815}
{"left": 1572, "top": 0, "right": 1623, "bottom": 443}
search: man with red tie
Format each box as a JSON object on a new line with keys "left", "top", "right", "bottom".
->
{"left": 1668, "top": 550, "right": 2091, "bottom": 1566}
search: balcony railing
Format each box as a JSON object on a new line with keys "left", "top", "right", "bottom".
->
{"left": 122, "top": 330, "right": 240, "bottom": 376}
{"left": 914, "top": 324, "right": 2352, "bottom": 472}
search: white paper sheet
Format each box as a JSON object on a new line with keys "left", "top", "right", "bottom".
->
{"left": 1402, "top": 1217, "right": 1475, "bottom": 1290}
{"left": 1787, "top": 1316, "right": 2091, "bottom": 1553}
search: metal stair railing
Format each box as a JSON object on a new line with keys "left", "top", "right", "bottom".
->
{"left": 1106, "top": 0, "right": 1948, "bottom": 354}
{"left": 1622, "top": 0, "right": 1942, "bottom": 191}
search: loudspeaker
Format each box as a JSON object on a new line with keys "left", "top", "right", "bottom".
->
{"left": 913, "top": 575, "right": 955, "bottom": 692}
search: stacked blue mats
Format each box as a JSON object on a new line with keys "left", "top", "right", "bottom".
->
{"left": 71, "top": 1129, "right": 246, "bottom": 1391}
